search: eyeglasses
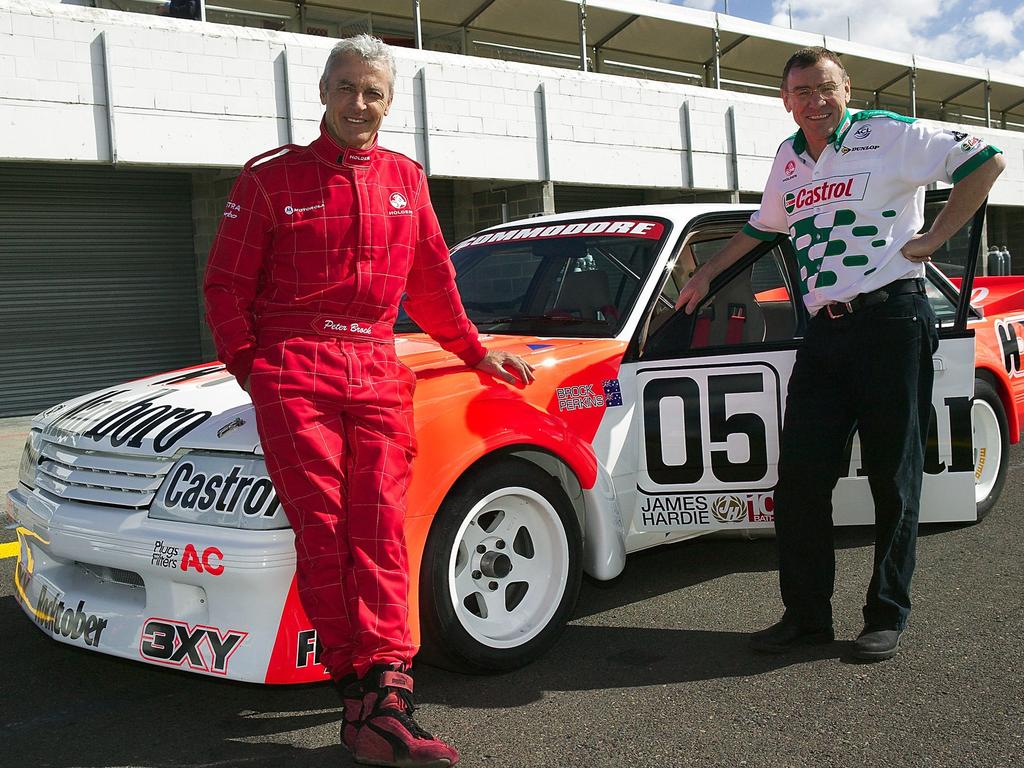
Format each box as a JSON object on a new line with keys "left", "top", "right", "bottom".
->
{"left": 786, "top": 82, "right": 845, "bottom": 101}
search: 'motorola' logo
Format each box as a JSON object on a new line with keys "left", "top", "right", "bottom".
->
{"left": 784, "top": 172, "right": 869, "bottom": 215}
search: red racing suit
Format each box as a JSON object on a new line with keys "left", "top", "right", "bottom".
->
{"left": 204, "top": 120, "right": 485, "bottom": 679}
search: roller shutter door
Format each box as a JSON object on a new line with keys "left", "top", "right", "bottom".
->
{"left": 427, "top": 177, "right": 455, "bottom": 244}
{"left": 0, "top": 164, "right": 202, "bottom": 417}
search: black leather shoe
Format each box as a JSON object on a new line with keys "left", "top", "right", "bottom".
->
{"left": 749, "top": 619, "right": 834, "bottom": 653}
{"left": 852, "top": 628, "right": 902, "bottom": 661}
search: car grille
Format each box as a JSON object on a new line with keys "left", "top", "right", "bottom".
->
{"left": 34, "top": 441, "right": 175, "bottom": 509}
{"left": 77, "top": 562, "right": 146, "bottom": 589}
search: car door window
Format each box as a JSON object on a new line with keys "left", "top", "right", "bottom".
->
{"left": 925, "top": 278, "right": 958, "bottom": 327}
{"left": 642, "top": 234, "right": 800, "bottom": 359}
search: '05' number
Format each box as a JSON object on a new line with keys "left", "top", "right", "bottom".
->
{"left": 643, "top": 372, "right": 772, "bottom": 487}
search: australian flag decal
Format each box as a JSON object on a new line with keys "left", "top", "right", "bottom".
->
{"left": 602, "top": 379, "right": 623, "bottom": 407}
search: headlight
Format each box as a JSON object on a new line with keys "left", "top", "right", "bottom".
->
{"left": 18, "top": 430, "right": 42, "bottom": 489}
{"left": 149, "top": 452, "right": 288, "bottom": 530}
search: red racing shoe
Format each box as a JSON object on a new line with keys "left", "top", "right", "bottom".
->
{"left": 334, "top": 673, "right": 363, "bottom": 752}
{"left": 347, "top": 664, "right": 459, "bottom": 768}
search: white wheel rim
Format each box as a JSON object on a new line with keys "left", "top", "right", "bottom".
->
{"left": 447, "top": 486, "right": 570, "bottom": 649}
{"left": 972, "top": 397, "right": 1001, "bottom": 502}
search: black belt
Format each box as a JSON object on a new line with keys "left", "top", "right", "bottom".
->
{"left": 821, "top": 278, "right": 925, "bottom": 320}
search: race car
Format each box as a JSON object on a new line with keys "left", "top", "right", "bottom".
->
{"left": 8, "top": 197, "right": 1024, "bottom": 683}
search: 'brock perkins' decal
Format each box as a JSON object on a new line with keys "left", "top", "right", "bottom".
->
{"left": 43, "top": 389, "right": 212, "bottom": 453}
{"left": 556, "top": 380, "right": 623, "bottom": 412}
{"left": 636, "top": 361, "right": 974, "bottom": 530}
{"left": 140, "top": 618, "right": 247, "bottom": 675}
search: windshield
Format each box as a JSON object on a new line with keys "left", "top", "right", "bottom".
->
{"left": 397, "top": 217, "right": 669, "bottom": 337}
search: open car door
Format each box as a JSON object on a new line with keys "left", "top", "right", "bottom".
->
{"left": 624, "top": 194, "right": 987, "bottom": 546}
{"left": 833, "top": 190, "right": 987, "bottom": 524}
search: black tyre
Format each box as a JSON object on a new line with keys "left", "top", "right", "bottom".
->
{"left": 972, "top": 377, "right": 1009, "bottom": 520}
{"left": 419, "top": 458, "right": 583, "bottom": 673}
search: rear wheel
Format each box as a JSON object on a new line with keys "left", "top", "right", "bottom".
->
{"left": 419, "top": 458, "right": 582, "bottom": 673}
{"left": 972, "top": 377, "right": 1008, "bottom": 520}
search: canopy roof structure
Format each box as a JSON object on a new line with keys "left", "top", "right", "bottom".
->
{"left": 180, "top": 0, "right": 1024, "bottom": 130}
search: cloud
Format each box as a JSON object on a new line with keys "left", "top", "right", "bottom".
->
{"left": 664, "top": 0, "right": 1024, "bottom": 75}
{"left": 765, "top": 0, "right": 1024, "bottom": 76}
{"left": 970, "top": 10, "right": 1018, "bottom": 47}
{"left": 768, "top": 0, "right": 948, "bottom": 52}
{"left": 675, "top": 0, "right": 718, "bottom": 10}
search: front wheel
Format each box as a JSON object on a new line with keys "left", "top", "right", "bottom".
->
{"left": 419, "top": 458, "right": 583, "bottom": 673}
{"left": 972, "top": 377, "right": 1009, "bottom": 520}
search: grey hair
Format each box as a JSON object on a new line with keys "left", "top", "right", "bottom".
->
{"left": 320, "top": 35, "right": 396, "bottom": 92}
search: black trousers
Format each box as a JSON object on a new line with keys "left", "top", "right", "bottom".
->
{"left": 773, "top": 292, "right": 938, "bottom": 631}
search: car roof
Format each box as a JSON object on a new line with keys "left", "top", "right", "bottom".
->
{"left": 471, "top": 203, "right": 759, "bottom": 235}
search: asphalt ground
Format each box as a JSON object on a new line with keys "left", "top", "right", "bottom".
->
{"left": 0, "top": 414, "right": 1021, "bottom": 768}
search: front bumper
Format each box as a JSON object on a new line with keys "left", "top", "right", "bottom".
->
{"left": 7, "top": 485, "right": 323, "bottom": 683}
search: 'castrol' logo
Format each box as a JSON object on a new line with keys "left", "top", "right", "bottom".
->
{"left": 784, "top": 172, "right": 869, "bottom": 214}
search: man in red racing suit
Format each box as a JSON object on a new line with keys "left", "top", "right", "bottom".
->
{"left": 204, "top": 35, "right": 532, "bottom": 768}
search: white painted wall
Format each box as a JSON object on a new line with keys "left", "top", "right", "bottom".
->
{"left": 2, "top": 0, "right": 1021, "bottom": 204}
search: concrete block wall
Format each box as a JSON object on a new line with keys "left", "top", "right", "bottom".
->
{"left": 191, "top": 168, "right": 237, "bottom": 358}
{"left": 2, "top": 0, "right": 1022, "bottom": 205}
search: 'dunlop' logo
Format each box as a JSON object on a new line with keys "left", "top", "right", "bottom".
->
{"left": 389, "top": 192, "right": 408, "bottom": 210}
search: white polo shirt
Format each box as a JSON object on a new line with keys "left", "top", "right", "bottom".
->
{"left": 744, "top": 110, "right": 1001, "bottom": 315}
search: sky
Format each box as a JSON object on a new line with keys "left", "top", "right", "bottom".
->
{"left": 670, "top": 0, "right": 1024, "bottom": 77}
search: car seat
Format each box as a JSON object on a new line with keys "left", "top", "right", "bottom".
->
{"left": 553, "top": 269, "right": 617, "bottom": 322}
{"left": 691, "top": 266, "right": 766, "bottom": 347}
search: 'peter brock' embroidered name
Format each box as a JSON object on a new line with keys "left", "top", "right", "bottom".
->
{"left": 784, "top": 172, "right": 869, "bottom": 214}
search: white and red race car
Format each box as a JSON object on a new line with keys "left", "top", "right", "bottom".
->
{"left": 8, "top": 199, "right": 1024, "bottom": 683}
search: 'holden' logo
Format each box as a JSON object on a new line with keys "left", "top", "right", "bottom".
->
{"left": 784, "top": 160, "right": 796, "bottom": 176}
{"left": 389, "top": 192, "right": 408, "bottom": 210}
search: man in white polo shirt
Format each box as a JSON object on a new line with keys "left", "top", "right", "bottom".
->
{"left": 677, "top": 47, "right": 1005, "bottom": 660}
